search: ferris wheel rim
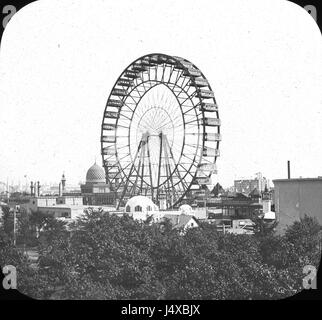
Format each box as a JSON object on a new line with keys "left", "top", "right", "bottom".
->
{"left": 101, "top": 53, "right": 221, "bottom": 208}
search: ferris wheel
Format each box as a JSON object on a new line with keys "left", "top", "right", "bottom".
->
{"left": 101, "top": 53, "right": 221, "bottom": 209}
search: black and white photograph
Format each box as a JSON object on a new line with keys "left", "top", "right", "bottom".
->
{"left": 0, "top": 0, "right": 321, "bottom": 305}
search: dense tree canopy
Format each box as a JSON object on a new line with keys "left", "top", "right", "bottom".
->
{"left": 0, "top": 207, "right": 321, "bottom": 300}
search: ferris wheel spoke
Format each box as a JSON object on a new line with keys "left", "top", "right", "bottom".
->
{"left": 179, "top": 91, "right": 197, "bottom": 105}
{"left": 154, "top": 113, "right": 181, "bottom": 132}
{"left": 119, "top": 113, "right": 133, "bottom": 121}
{"left": 127, "top": 90, "right": 141, "bottom": 105}
{"left": 172, "top": 140, "right": 199, "bottom": 161}
{"left": 118, "top": 153, "right": 132, "bottom": 162}
{"left": 178, "top": 163, "right": 195, "bottom": 178}
{"left": 182, "top": 153, "right": 199, "bottom": 167}
{"left": 122, "top": 101, "right": 135, "bottom": 113}
{"left": 141, "top": 80, "right": 148, "bottom": 93}
{"left": 150, "top": 111, "right": 162, "bottom": 129}
{"left": 168, "top": 154, "right": 189, "bottom": 192}
{"left": 183, "top": 105, "right": 198, "bottom": 115}
{"left": 138, "top": 118, "right": 154, "bottom": 131}
{"left": 154, "top": 115, "right": 172, "bottom": 132}
{"left": 174, "top": 77, "right": 191, "bottom": 97}
{"left": 150, "top": 107, "right": 166, "bottom": 127}
{"left": 133, "top": 85, "right": 146, "bottom": 99}
{"left": 185, "top": 118, "right": 199, "bottom": 126}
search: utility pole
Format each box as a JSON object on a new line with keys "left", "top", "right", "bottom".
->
{"left": 24, "top": 174, "right": 28, "bottom": 193}
{"left": 6, "top": 177, "right": 9, "bottom": 201}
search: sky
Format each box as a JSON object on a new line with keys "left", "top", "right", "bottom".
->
{"left": 0, "top": 0, "right": 321, "bottom": 188}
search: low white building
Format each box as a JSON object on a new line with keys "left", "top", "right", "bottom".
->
{"left": 179, "top": 204, "right": 194, "bottom": 215}
{"left": 124, "top": 195, "right": 160, "bottom": 221}
{"left": 37, "top": 204, "right": 85, "bottom": 220}
{"left": 20, "top": 195, "right": 116, "bottom": 220}
{"left": 123, "top": 196, "right": 199, "bottom": 232}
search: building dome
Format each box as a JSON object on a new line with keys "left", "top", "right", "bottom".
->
{"left": 124, "top": 196, "right": 159, "bottom": 220}
{"left": 86, "top": 163, "right": 106, "bottom": 184}
{"left": 179, "top": 204, "right": 193, "bottom": 215}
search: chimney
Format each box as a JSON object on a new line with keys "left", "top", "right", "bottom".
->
{"left": 287, "top": 160, "right": 291, "bottom": 179}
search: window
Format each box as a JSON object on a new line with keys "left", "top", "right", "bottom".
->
{"left": 147, "top": 205, "right": 152, "bottom": 211}
{"left": 126, "top": 205, "right": 131, "bottom": 212}
{"left": 134, "top": 205, "right": 142, "bottom": 212}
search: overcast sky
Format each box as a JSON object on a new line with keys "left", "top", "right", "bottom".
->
{"left": 0, "top": 0, "right": 321, "bottom": 188}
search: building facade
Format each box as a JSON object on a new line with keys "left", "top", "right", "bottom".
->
{"left": 273, "top": 178, "right": 322, "bottom": 233}
{"left": 234, "top": 172, "right": 269, "bottom": 193}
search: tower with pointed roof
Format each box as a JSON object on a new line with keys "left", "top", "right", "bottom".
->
{"left": 61, "top": 173, "right": 66, "bottom": 192}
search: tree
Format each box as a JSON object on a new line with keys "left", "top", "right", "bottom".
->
{"left": 0, "top": 225, "right": 41, "bottom": 298}
{"left": 1, "top": 205, "right": 14, "bottom": 238}
{"left": 7, "top": 210, "right": 321, "bottom": 300}
{"left": 284, "top": 215, "right": 321, "bottom": 266}
{"left": 31, "top": 211, "right": 165, "bottom": 299}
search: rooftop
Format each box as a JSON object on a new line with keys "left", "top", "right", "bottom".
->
{"left": 163, "top": 213, "right": 198, "bottom": 229}
{"left": 273, "top": 177, "right": 322, "bottom": 183}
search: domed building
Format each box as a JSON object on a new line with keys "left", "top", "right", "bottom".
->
{"left": 179, "top": 204, "right": 194, "bottom": 215}
{"left": 85, "top": 163, "right": 106, "bottom": 184}
{"left": 124, "top": 195, "right": 160, "bottom": 221}
{"left": 80, "top": 162, "right": 114, "bottom": 205}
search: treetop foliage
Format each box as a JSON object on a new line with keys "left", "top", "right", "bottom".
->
{"left": 0, "top": 206, "right": 321, "bottom": 300}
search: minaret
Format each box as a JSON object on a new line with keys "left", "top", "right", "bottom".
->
{"left": 30, "top": 181, "right": 34, "bottom": 196}
{"left": 37, "top": 181, "right": 41, "bottom": 197}
{"left": 61, "top": 173, "right": 66, "bottom": 193}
